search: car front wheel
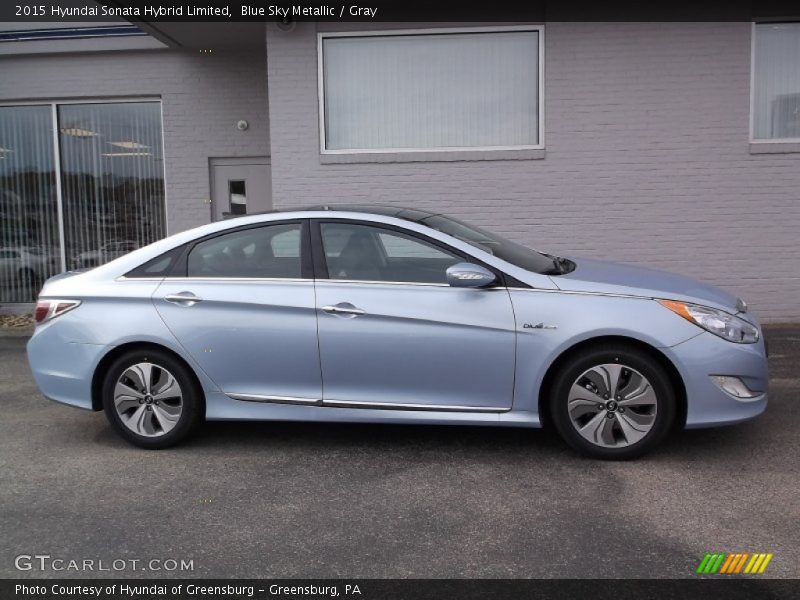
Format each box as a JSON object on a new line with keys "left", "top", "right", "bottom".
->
{"left": 102, "top": 349, "right": 203, "bottom": 449}
{"left": 549, "top": 344, "right": 676, "bottom": 460}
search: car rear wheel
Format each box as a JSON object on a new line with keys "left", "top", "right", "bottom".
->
{"left": 102, "top": 349, "right": 203, "bottom": 449}
{"left": 549, "top": 344, "right": 676, "bottom": 460}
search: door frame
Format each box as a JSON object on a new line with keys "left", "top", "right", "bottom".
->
{"left": 208, "top": 156, "right": 271, "bottom": 222}
{"left": 309, "top": 217, "right": 518, "bottom": 411}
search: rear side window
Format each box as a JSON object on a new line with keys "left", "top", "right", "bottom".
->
{"left": 124, "top": 246, "right": 182, "bottom": 279}
{"left": 187, "top": 223, "right": 302, "bottom": 278}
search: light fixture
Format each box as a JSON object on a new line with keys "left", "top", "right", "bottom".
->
{"left": 275, "top": 17, "right": 296, "bottom": 32}
{"left": 109, "top": 141, "right": 149, "bottom": 149}
{"left": 60, "top": 127, "right": 98, "bottom": 138}
{"left": 710, "top": 375, "right": 763, "bottom": 400}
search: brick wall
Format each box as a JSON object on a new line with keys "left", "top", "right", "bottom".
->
{"left": 266, "top": 22, "right": 800, "bottom": 322}
{"left": 2, "top": 23, "right": 797, "bottom": 322}
{"left": 0, "top": 48, "right": 270, "bottom": 234}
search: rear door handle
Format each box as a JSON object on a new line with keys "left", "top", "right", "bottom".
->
{"left": 321, "top": 303, "right": 366, "bottom": 317}
{"left": 164, "top": 292, "right": 203, "bottom": 306}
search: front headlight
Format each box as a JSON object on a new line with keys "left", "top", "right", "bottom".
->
{"left": 658, "top": 299, "right": 759, "bottom": 344}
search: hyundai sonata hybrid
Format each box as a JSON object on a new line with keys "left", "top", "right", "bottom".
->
{"left": 26, "top": 206, "right": 768, "bottom": 458}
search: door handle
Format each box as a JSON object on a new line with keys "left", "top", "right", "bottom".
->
{"left": 164, "top": 292, "right": 203, "bottom": 306}
{"left": 321, "top": 303, "right": 366, "bottom": 316}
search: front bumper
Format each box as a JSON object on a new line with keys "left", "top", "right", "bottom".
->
{"left": 665, "top": 331, "right": 769, "bottom": 428}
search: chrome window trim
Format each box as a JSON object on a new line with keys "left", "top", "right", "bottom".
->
{"left": 317, "top": 279, "right": 511, "bottom": 290}
{"left": 317, "top": 279, "right": 444, "bottom": 288}
{"left": 117, "top": 276, "right": 312, "bottom": 283}
{"left": 164, "top": 276, "right": 310, "bottom": 283}
{"left": 117, "top": 276, "right": 508, "bottom": 288}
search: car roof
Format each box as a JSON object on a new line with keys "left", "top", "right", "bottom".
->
{"left": 299, "top": 204, "right": 436, "bottom": 218}
{"left": 237, "top": 205, "right": 442, "bottom": 224}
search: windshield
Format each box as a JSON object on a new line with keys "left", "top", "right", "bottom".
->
{"left": 417, "top": 214, "right": 569, "bottom": 275}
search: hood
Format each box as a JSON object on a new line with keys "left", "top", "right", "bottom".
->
{"left": 554, "top": 257, "right": 742, "bottom": 313}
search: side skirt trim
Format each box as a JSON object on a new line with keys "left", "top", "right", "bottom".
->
{"left": 226, "top": 394, "right": 508, "bottom": 413}
{"left": 227, "top": 393, "right": 321, "bottom": 405}
{"left": 325, "top": 399, "right": 508, "bottom": 412}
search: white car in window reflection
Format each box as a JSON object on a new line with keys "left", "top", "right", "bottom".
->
{"left": 0, "top": 246, "right": 54, "bottom": 286}
{"left": 27, "top": 206, "right": 768, "bottom": 459}
{"left": 71, "top": 240, "right": 139, "bottom": 270}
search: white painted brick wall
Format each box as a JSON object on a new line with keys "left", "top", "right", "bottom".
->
{"left": 266, "top": 21, "right": 800, "bottom": 322}
{"left": 0, "top": 48, "right": 270, "bottom": 234}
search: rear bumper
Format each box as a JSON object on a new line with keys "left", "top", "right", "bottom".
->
{"left": 665, "top": 331, "right": 769, "bottom": 428}
{"left": 27, "top": 323, "right": 108, "bottom": 411}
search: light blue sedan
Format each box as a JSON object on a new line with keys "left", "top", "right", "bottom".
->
{"left": 27, "top": 206, "right": 768, "bottom": 458}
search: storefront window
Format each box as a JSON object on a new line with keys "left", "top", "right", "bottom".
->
{"left": 0, "top": 101, "right": 166, "bottom": 302}
{"left": 0, "top": 106, "right": 60, "bottom": 302}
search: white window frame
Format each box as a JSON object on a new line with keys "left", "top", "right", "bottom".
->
{"left": 0, "top": 97, "right": 168, "bottom": 272}
{"left": 316, "top": 25, "right": 545, "bottom": 155}
{"left": 749, "top": 21, "right": 800, "bottom": 145}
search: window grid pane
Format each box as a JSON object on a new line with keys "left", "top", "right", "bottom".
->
{"left": 0, "top": 106, "right": 60, "bottom": 302}
{"left": 59, "top": 102, "right": 166, "bottom": 270}
{"left": 322, "top": 30, "right": 540, "bottom": 151}
{"left": 753, "top": 23, "right": 800, "bottom": 140}
{"left": 0, "top": 101, "right": 167, "bottom": 301}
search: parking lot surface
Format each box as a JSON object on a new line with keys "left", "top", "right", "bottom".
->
{"left": 1, "top": 326, "right": 798, "bottom": 578}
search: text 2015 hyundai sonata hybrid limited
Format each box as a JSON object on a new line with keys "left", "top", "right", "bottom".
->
{"left": 27, "top": 206, "right": 768, "bottom": 459}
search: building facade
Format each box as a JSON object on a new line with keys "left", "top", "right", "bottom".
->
{"left": 1, "top": 19, "right": 798, "bottom": 320}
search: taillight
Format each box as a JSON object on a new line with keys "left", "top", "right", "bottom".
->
{"left": 33, "top": 299, "right": 81, "bottom": 325}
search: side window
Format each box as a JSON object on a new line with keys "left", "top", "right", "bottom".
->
{"left": 271, "top": 228, "right": 300, "bottom": 257}
{"left": 125, "top": 246, "right": 184, "bottom": 279}
{"left": 320, "top": 222, "right": 461, "bottom": 284}
{"left": 187, "top": 223, "right": 302, "bottom": 278}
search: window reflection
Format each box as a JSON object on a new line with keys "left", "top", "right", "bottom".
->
{"left": 0, "top": 106, "right": 60, "bottom": 302}
{"left": 0, "top": 101, "right": 166, "bottom": 302}
{"left": 59, "top": 102, "right": 165, "bottom": 270}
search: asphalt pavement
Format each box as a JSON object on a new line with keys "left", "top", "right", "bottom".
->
{"left": 1, "top": 326, "right": 798, "bottom": 579}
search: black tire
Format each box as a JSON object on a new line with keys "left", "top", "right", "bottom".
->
{"left": 548, "top": 344, "right": 676, "bottom": 460}
{"left": 102, "top": 348, "right": 203, "bottom": 449}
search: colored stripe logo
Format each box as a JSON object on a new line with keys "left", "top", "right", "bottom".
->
{"left": 696, "top": 552, "right": 773, "bottom": 574}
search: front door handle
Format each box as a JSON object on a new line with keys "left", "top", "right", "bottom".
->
{"left": 321, "top": 303, "right": 366, "bottom": 317}
{"left": 164, "top": 292, "right": 203, "bottom": 306}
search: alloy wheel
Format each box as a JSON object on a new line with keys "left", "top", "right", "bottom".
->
{"left": 567, "top": 363, "right": 658, "bottom": 448}
{"left": 114, "top": 362, "right": 183, "bottom": 437}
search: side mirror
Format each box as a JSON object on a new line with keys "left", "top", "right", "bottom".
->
{"left": 446, "top": 262, "right": 497, "bottom": 288}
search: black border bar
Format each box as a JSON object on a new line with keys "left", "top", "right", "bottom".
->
{"left": 3, "top": 579, "right": 800, "bottom": 600}
{"left": 1, "top": 1, "right": 799, "bottom": 23}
